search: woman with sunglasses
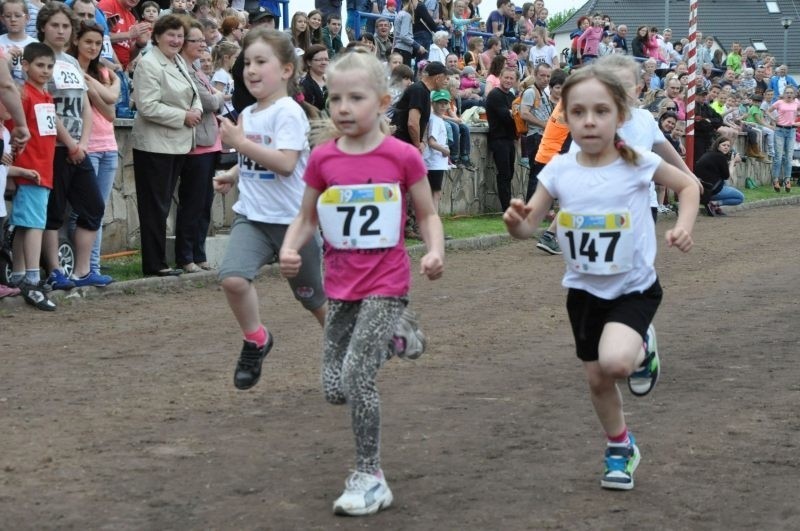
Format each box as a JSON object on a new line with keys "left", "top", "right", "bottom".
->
{"left": 173, "top": 19, "right": 226, "bottom": 273}
{"left": 67, "top": 19, "right": 120, "bottom": 278}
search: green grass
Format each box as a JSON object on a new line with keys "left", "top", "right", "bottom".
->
{"left": 100, "top": 185, "right": 791, "bottom": 280}
{"left": 441, "top": 213, "right": 508, "bottom": 239}
{"left": 101, "top": 253, "right": 144, "bottom": 282}
{"left": 741, "top": 184, "right": 793, "bottom": 201}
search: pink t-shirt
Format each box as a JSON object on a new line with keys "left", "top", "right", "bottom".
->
{"left": 770, "top": 99, "right": 800, "bottom": 126}
{"left": 304, "top": 135, "right": 426, "bottom": 301}
{"left": 577, "top": 26, "right": 603, "bottom": 56}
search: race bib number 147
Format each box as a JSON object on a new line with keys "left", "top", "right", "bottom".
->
{"left": 556, "top": 210, "right": 635, "bottom": 275}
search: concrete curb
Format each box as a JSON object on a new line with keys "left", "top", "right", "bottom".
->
{"left": 1, "top": 195, "right": 796, "bottom": 310}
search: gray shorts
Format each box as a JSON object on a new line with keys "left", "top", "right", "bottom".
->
{"left": 218, "top": 215, "right": 326, "bottom": 311}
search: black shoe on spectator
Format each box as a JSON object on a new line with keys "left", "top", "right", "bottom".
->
{"left": 21, "top": 283, "right": 56, "bottom": 311}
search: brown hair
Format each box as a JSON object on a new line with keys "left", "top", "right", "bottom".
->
{"left": 36, "top": 2, "right": 78, "bottom": 43}
{"left": 151, "top": 14, "right": 186, "bottom": 45}
{"left": 242, "top": 28, "right": 318, "bottom": 120}
{"left": 560, "top": 65, "right": 639, "bottom": 165}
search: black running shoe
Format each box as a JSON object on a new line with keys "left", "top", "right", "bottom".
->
{"left": 233, "top": 333, "right": 274, "bottom": 390}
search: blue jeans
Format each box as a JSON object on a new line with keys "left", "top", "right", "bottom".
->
{"left": 772, "top": 126, "right": 795, "bottom": 182}
{"left": 68, "top": 150, "right": 118, "bottom": 272}
{"left": 711, "top": 184, "right": 744, "bottom": 206}
{"left": 444, "top": 119, "right": 471, "bottom": 162}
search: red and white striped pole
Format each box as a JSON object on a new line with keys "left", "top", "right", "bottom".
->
{"left": 685, "top": 0, "right": 698, "bottom": 169}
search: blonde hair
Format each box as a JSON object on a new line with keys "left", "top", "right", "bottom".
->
{"left": 560, "top": 65, "right": 639, "bottom": 165}
{"left": 310, "top": 51, "right": 391, "bottom": 146}
{"left": 594, "top": 54, "right": 640, "bottom": 90}
{"left": 212, "top": 40, "right": 239, "bottom": 71}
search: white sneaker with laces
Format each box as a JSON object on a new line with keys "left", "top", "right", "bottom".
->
{"left": 333, "top": 470, "right": 393, "bottom": 516}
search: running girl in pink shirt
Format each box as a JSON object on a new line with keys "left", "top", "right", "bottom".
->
{"left": 280, "top": 52, "right": 445, "bottom": 516}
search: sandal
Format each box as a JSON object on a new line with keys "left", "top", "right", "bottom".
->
{"left": 774, "top": 181, "right": 781, "bottom": 192}
{"left": 181, "top": 263, "right": 202, "bottom": 273}
{"left": 786, "top": 182, "right": 792, "bottom": 193}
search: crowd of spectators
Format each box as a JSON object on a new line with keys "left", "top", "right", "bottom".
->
{"left": 2, "top": 0, "right": 799, "bottom": 306}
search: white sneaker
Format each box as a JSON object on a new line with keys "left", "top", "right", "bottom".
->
{"left": 390, "top": 308, "right": 427, "bottom": 360}
{"left": 333, "top": 470, "right": 393, "bottom": 516}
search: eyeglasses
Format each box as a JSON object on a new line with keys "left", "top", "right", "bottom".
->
{"left": 665, "top": 106, "right": 677, "bottom": 110}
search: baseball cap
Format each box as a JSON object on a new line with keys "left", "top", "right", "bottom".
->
{"left": 431, "top": 89, "right": 451, "bottom": 102}
{"left": 424, "top": 61, "right": 447, "bottom": 77}
{"left": 249, "top": 6, "right": 277, "bottom": 25}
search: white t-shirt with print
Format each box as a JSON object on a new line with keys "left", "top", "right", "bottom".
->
{"left": 538, "top": 150, "right": 661, "bottom": 299}
{"left": 233, "top": 97, "right": 310, "bottom": 225}
{"left": 46, "top": 52, "right": 88, "bottom": 145}
{"left": 528, "top": 44, "right": 557, "bottom": 68}
{"left": 0, "top": 34, "right": 38, "bottom": 84}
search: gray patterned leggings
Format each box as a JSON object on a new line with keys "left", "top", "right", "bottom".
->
{"left": 322, "top": 296, "right": 407, "bottom": 473}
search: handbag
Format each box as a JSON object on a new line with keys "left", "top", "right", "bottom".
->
{"left": 216, "top": 148, "right": 238, "bottom": 170}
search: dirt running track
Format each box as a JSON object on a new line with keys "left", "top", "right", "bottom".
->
{"left": 1, "top": 204, "right": 799, "bottom": 530}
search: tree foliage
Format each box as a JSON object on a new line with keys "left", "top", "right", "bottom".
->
{"left": 548, "top": 8, "right": 578, "bottom": 33}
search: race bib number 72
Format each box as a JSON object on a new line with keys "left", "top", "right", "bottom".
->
{"left": 556, "top": 210, "right": 635, "bottom": 275}
{"left": 317, "top": 183, "right": 402, "bottom": 249}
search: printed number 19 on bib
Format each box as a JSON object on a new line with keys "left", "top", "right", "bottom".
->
{"left": 317, "top": 183, "right": 402, "bottom": 249}
{"left": 556, "top": 211, "right": 635, "bottom": 275}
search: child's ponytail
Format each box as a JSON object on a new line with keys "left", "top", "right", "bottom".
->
{"left": 614, "top": 134, "right": 639, "bottom": 165}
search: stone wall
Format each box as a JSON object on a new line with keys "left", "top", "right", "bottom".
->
{"left": 101, "top": 122, "right": 774, "bottom": 254}
{"left": 439, "top": 125, "right": 528, "bottom": 216}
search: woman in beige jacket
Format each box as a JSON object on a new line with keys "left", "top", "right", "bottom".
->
{"left": 132, "top": 14, "right": 202, "bottom": 276}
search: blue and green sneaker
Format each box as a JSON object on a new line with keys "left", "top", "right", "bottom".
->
{"left": 601, "top": 435, "right": 641, "bottom": 490}
{"left": 628, "top": 324, "right": 660, "bottom": 397}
